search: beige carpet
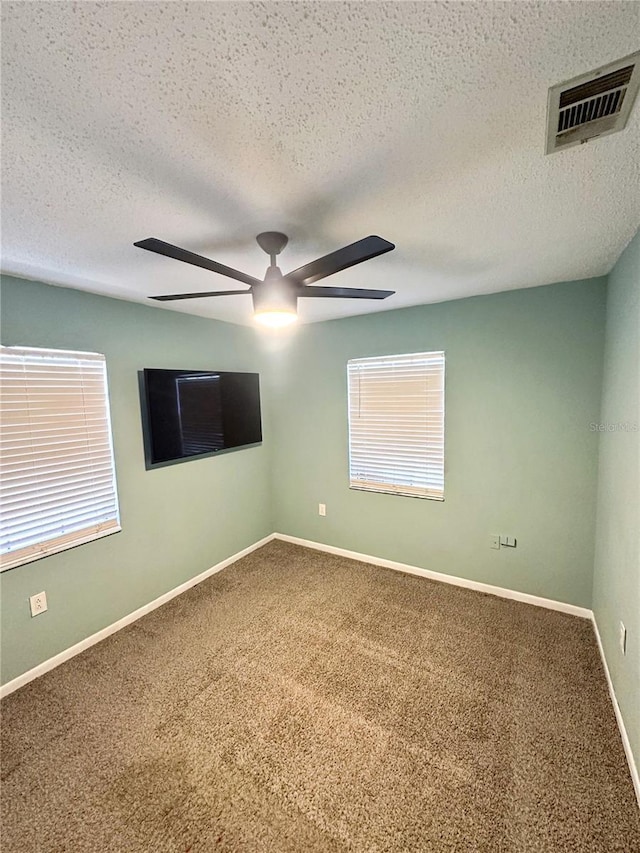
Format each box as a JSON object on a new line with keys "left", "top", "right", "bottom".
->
{"left": 2, "top": 540, "right": 639, "bottom": 852}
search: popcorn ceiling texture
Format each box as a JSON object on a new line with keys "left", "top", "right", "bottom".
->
{"left": 1, "top": 2, "right": 639, "bottom": 325}
{"left": 2, "top": 541, "right": 639, "bottom": 852}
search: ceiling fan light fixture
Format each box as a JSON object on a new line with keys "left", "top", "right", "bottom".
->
{"left": 251, "top": 274, "right": 298, "bottom": 327}
{"left": 253, "top": 308, "right": 298, "bottom": 328}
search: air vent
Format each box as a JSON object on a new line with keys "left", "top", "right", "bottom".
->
{"left": 546, "top": 52, "right": 640, "bottom": 154}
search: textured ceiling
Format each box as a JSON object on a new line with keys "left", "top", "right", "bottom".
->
{"left": 2, "top": 2, "right": 639, "bottom": 326}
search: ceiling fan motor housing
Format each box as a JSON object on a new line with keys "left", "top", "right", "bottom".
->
{"left": 252, "top": 267, "right": 298, "bottom": 315}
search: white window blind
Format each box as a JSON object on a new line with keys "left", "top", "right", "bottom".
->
{"left": 348, "top": 351, "right": 445, "bottom": 500}
{"left": 0, "top": 346, "right": 120, "bottom": 571}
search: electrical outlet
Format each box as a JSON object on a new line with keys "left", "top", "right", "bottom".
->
{"left": 29, "top": 591, "right": 48, "bottom": 617}
{"left": 500, "top": 536, "right": 517, "bottom": 548}
{"left": 490, "top": 535, "right": 501, "bottom": 550}
{"left": 619, "top": 621, "right": 627, "bottom": 655}
{"left": 318, "top": 503, "right": 326, "bottom": 517}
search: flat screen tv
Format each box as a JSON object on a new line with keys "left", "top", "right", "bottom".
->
{"left": 141, "top": 368, "right": 262, "bottom": 466}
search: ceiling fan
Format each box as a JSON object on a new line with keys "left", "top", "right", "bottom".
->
{"left": 134, "top": 232, "right": 395, "bottom": 327}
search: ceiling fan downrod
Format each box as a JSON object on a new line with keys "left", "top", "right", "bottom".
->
{"left": 256, "top": 231, "right": 289, "bottom": 268}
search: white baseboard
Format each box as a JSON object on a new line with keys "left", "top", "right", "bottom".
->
{"left": 273, "top": 533, "right": 592, "bottom": 618}
{"left": 591, "top": 615, "right": 640, "bottom": 807}
{"left": 0, "top": 533, "right": 275, "bottom": 700}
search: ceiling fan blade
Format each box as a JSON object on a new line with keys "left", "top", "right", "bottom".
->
{"left": 284, "top": 236, "right": 394, "bottom": 286}
{"left": 134, "top": 238, "right": 261, "bottom": 288}
{"left": 150, "top": 290, "right": 250, "bottom": 301}
{"left": 298, "top": 285, "right": 394, "bottom": 300}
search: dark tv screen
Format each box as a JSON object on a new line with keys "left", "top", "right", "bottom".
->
{"left": 142, "top": 368, "right": 262, "bottom": 465}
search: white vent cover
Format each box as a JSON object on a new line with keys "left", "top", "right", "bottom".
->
{"left": 546, "top": 52, "right": 640, "bottom": 154}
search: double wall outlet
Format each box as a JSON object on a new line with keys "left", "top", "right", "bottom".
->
{"left": 29, "top": 591, "right": 48, "bottom": 617}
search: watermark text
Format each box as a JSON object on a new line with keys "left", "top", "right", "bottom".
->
{"left": 589, "top": 422, "right": 638, "bottom": 432}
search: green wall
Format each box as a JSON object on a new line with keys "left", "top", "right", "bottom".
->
{"left": 0, "top": 276, "right": 272, "bottom": 684}
{"left": 269, "top": 278, "right": 607, "bottom": 609}
{"left": 0, "top": 271, "right": 614, "bottom": 689}
{"left": 592, "top": 230, "right": 640, "bottom": 770}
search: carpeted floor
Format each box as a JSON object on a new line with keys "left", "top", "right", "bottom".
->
{"left": 1, "top": 540, "right": 639, "bottom": 852}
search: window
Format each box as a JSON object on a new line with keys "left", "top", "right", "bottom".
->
{"left": 0, "top": 346, "right": 120, "bottom": 571}
{"left": 347, "top": 351, "right": 445, "bottom": 500}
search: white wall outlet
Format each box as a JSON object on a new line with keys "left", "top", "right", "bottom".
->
{"left": 500, "top": 536, "right": 517, "bottom": 547}
{"left": 619, "top": 621, "right": 627, "bottom": 655}
{"left": 490, "top": 535, "right": 501, "bottom": 550}
{"left": 318, "top": 503, "right": 327, "bottom": 517}
{"left": 29, "top": 591, "right": 48, "bottom": 617}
